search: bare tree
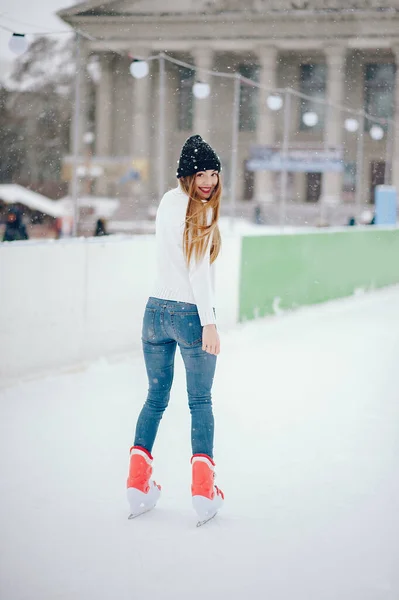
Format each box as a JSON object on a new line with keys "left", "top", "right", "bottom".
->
{"left": 3, "top": 35, "right": 76, "bottom": 197}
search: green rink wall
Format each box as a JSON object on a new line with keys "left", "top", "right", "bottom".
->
{"left": 239, "top": 228, "right": 399, "bottom": 321}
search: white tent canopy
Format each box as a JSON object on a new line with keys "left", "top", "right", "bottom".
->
{"left": 0, "top": 186, "right": 120, "bottom": 221}
{"left": 0, "top": 184, "right": 66, "bottom": 218}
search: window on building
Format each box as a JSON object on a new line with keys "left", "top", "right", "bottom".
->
{"left": 243, "top": 161, "right": 255, "bottom": 200}
{"left": 343, "top": 162, "right": 356, "bottom": 193}
{"left": 177, "top": 66, "right": 195, "bottom": 131}
{"left": 364, "top": 64, "right": 395, "bottom": 131}
{"left": 370, "top": 160, "right": 386, "bottom": 203}
{"left": 299, "top": 64, "right": 326, "bottom": 131}
{"left": 305, "top": 172, "right": 322, "bottom": 202}
{"left": 239, "top": 64, "right": 259, "bottom": 132}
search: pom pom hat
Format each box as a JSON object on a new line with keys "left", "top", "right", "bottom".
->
{"left": 176, "top": 134, "right": 221, "bottom": 179}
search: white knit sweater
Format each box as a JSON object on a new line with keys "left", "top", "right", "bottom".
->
{"left": 151, "top": 185, "right": 217, "bottom": 326}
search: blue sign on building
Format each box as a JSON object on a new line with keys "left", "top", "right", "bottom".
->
{"left": 247, "top": 145, "right": 344, "bottom": 173}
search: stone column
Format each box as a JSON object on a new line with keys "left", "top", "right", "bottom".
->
{"left": 321, "top": 46, "right": 346, "bottom": 205}
{"left": 95, "top": 53, "right": 113, "bottom": 157}
{"left": 68, "top": 38, "right": 90, "bottom": 194}
{"left": 254, "top": 46, "right": 278, "bottom": 205}
{"left": 391, "top": 46, "right": 399, "bottom": 194}
{"left": 192, "top": 47, "right": 213, "bottom": 139}
{"left": 131, "top": 50, "right": 151, "bottom": 161}
{"left": 130, "top": 50, "right": 152, "bottom": 204}
{"left": 95, "top": 53, "right": 113, "bottom": 195}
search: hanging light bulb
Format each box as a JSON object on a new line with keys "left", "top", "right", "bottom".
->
{"left": 89, "top": 165, "right": 104, "bottom": 178}
{"left": 193, "top": 81, "right": 211, "bottom": 99}
{"left": 302, "top": 111, "right": 318, "bottom": 127}
{"left": 129, "top": 60, "right": 149, "bottom": 79}
{"left": 369, "top": 125, "right": 384, "bottom": 141}
{"left": 76, "top": 165, "right": 87, "bottom": 178}
{"left": 83, "top": 132, "right": 95, "bottom": 145}
{"left": 267, "top": 94, "right": 283, "bottom": 111}
{"left": 8, "top": 33, "right": 29, "bottom": 56}
{"left": 344, "top": 118, "right": 359, "bottom": 133}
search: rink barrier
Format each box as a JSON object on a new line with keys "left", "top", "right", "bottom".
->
{"left": 2, "top": 227, "right": 398, "bottom": 382}
{"left": 0, "top": 234, "right": 239, "bottom": 383}
{"left": 239, "top": 227, "right": 399, "bottom": 321}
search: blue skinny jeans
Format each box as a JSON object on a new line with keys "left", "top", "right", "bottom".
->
{"left": 134, "top": 297, "right": 217, "bottom": 458}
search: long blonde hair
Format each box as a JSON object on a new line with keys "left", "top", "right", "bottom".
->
{"left": 180, "top": 174, "right": 222, "bottom": 267}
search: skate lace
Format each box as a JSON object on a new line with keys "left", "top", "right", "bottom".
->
{"left": 215, "top": 485, "right": 224, "bottom": 500}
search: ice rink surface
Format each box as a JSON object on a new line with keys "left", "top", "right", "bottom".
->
{"left": 1, "top": 286, "right": 398, "bottom": 600}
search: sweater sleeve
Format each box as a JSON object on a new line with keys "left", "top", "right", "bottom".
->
{"left": 188, "top": 231, "right": 216, "bottom": 326}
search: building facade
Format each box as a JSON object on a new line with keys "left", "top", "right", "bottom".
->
{"left": 59, "top": 0, "right": 399, "bottom": 222}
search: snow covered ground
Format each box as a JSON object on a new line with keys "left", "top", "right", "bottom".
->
{"left": 1, "top": 286, "right": 399, "bottom": 600}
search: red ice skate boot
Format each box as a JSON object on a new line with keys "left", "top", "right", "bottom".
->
{"left": 191, "top": 454, "right": 224, "bottom": 526}
{"left": 127, "top": 446, "right": 161, "bottom": 519}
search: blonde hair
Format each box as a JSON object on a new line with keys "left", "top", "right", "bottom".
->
{"left": 179, "top": 173, "right": 222, "bottom": 267}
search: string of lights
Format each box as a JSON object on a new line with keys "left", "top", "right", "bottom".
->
{"left": 1, "top": 17, "right": 392, "bottom": 130}
{"left": 1, "top": 15, "right": 394, "bottom": 231}
{"left": 0, "top": 22, "right": 71, "bottom": 36}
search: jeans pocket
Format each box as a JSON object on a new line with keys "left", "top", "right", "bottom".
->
{"left": 142, "top": 308, "right": 156, "bottom": 341}
{"left": 170, "top": 312, "right": 202, "bottom": 347}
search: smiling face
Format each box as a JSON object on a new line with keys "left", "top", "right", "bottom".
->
{"left": 194, "top": 169, "right": 219, "bottom": 200}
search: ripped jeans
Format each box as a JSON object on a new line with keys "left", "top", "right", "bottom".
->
{"left": 134, "top": 297, "right": 217, "bottom": 458}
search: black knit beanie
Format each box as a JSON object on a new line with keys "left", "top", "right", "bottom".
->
{"left": 176, "top": 134, "right": 221, "bottom": 179}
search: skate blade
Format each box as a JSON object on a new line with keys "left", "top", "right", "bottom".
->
{"left": 196, "top": 512, "right": 217, "bottom": 527}
{"left": 128, "top": 506, "right": 155, "bottom": 520}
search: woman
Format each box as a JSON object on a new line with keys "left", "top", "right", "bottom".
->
{"left": 127, "top": 135, "right": 224, "bottom": 525}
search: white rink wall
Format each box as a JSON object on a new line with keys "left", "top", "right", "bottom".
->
{"left": 0, "top": 235, "right": 241, "bottom": 384}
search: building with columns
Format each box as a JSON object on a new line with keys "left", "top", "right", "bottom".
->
{"left": 59, "top": 0, "right": 399, "bottom": 223}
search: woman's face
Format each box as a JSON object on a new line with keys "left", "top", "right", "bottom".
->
{"left": 195, "top": 170, "right": 219, "bottom": 200}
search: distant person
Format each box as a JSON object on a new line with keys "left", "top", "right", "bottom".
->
{"left": 254, "top": 204, "right": 265, "bottom": 225}
{"left": 94, "top": 218, "right": 108, "bottom": 237}
{"left": 126, "top": 135, "right": 224, "bottom": 526}
{"left": 3, "top": 207, "right": 29, "bottom": 242}
{"left": 347, "top": 216, "right": 356, "bottom": 226}
{"left": 54, "top": 217, "right": 63, "bottom": 239}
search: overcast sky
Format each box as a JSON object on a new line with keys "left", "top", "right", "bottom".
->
{"left": 0, "top": 0, "right": 76, "bottom": 77}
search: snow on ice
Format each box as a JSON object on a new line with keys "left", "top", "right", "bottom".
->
{"left": 1, "top": 286, "right": 399, "bottom": 600}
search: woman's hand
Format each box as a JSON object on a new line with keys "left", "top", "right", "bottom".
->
{"left": 202, "top": 324, "right": 220, "bottom": 355}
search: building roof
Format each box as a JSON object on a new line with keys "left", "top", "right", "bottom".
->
{"left": 58, "top": 0, "right": 119, "bottom": 18}
{"left": 58, "top": 0, "right": 397, "bottom": 19}
{"left": 58, "top": 0, "right": 399, "bottom": 46}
